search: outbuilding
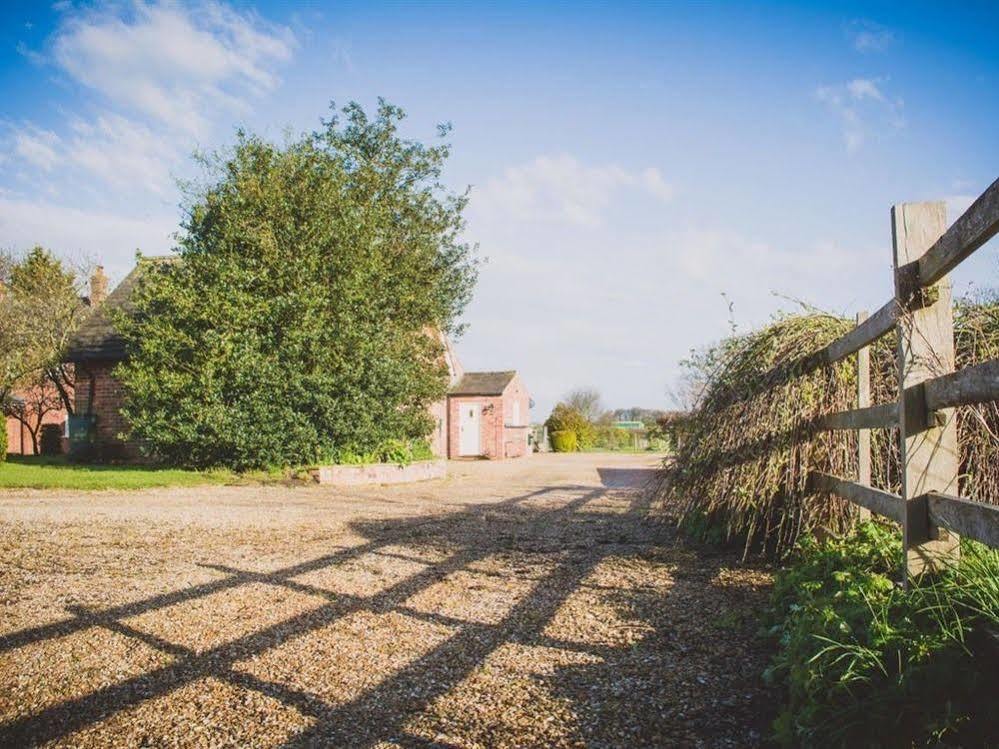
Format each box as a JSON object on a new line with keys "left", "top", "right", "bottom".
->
{"left": 447, "top": 371, "right": 531, "bottom": 459}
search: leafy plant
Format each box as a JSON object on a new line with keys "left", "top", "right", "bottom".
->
{"left": 39, "top": 424, "right": 63, "bottom": 456}
{"left": 765, "top": 522, "right": 999, "bottom": 747}
{"left": 325, "top": 438, "right": 435, "bottom": 466}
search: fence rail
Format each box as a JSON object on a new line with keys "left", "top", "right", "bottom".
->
{"left": 777, "top": 177, "right": 999, "bottom": 582}
{"left": 818, "top": 402, "right": 897, "bottom": 431}
{"left": 811, "top": 472, "right": 904, "bottom": 523}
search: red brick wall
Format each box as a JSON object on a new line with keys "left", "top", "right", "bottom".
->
{"left": 4, "top": 378, "right": 71, "bottom": 456}
{"left": 5, "top": 418, "right": 24, "bottom": 455}
{"left": 74, "top": 360, "right": 140, "bottom": 459}
{"left": 501, "top": 374, "right": 531, "bottom": 459}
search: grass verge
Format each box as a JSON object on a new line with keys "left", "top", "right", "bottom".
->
{"left": 0, "top": 455, "right": 236, "bottom": 490}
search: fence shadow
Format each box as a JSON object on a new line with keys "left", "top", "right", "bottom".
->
{"left": 0, "top": 469, "right": 774, "bottom": 747}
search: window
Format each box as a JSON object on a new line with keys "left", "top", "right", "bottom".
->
{"left": 512, "top": 401, "right": 521, "bottom": 426}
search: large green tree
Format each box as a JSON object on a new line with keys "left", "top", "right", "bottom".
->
{"left": 116, "top": 101, "right": 477, "bottom": 469}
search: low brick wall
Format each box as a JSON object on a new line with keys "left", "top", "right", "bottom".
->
{"left": 311, "top": 459, "right": 447, "bottom": 486}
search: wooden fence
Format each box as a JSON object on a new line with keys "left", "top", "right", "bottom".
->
{"left": 769, "top": 178, "right": 999, "bottom": 582}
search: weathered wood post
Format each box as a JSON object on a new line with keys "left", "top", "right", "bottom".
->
{"left": 856, "top": 310, "right": 872, "bottom": 521}
{"left": 891, "top": 202, "right": 960, "bottom": 582}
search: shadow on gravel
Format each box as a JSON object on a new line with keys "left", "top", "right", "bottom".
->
{"left": 595, "top": 465, "right": 660, "bottom": 489}
{"left": 0, "top": 466, "right": 775, "bottom": 748}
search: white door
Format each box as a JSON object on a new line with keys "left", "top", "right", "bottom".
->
{"left": 459, "top": 403, "right": 481, "bottom": 456}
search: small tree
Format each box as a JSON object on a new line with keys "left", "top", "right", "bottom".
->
{"left": 564, "top": 387, "right": 604, "bottom": 423}
{"left": 1, "top": 247, "right": 86, "bottom": 441}
{"left": 116, "top": 101, "right": 478, "bottom": 469}
{"left": 4, "top": 374, "right": 66, "bottom": 455}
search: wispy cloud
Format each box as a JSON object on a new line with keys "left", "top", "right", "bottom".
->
{"left": 845, "top": 20, "right": 898, "bottom": 53}
{"left": 0, "top": 194, "right": 176, "bottom": 280}
{"left": 815, "top": 77, "right": 905, "bottom": 153}
{"left": 12, "top": 126, "right": 62, "bottom": 171}
{"left": 472, "top": 154, "right": 674, "bottom": 226}
{"left": 48, "top": 1, "right": 294, "bottom": 137}
{"left": 66, "top": 113, "right": 180, "bottom": 195}
{"left": 845, "top": 78, "right": 884, "bottom": 102}
{"left": 5, "top": 1, "right": 297, "bottom": 219}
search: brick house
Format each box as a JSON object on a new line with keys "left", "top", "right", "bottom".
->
{"left": 64, "top": 261, "right": 150, "bottom": 459}
{"left": 446, "top": 371, "right": 532, "bottom": 459}
{"left": 63, "top": 259, "right": 532, "bottom": 461}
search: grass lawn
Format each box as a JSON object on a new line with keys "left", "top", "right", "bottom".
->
{"left": 0, "top": 455, "right": 235, "bottom": 491}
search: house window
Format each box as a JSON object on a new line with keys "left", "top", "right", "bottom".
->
{"left": 512, "top": 401, "right": 521, "bottom": 426}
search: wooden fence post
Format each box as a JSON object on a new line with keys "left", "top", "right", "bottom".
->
{"left": 891, "top": 201, "right": 960, "bottom": 581}
{"left": 856, "top": 310, "right": 872, "bottom": 521}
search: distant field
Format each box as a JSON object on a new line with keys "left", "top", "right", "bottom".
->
{"left": 0, "top": 456, "right": 232, "bottom": 491}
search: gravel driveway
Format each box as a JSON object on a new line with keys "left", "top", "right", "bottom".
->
{"left": 0, "top": 453, "right": 775, "bottom": 748}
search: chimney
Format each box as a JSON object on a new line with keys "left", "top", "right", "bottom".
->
{"left": 90, "top": 266, "right": 108, "bottom": 306}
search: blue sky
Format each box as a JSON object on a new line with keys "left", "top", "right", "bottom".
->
{"left": 1, "top": 1, "right": 997, "bottom": 419}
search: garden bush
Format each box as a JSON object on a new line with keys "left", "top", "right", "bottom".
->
{"left": 545, "top": 403, "right": 594, "bottom": 449}
{"left": 550, "top": 430, "right": 578, "bottom": 453}
{"left": 765, "top": 522, "right": 999, "bottom": 747}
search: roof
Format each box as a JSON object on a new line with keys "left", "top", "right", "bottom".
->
{"left": 65, "top": 256, "right": 176, "bottom": 362}
{"left": 449, "top": 371, "right": 517, "bottom": 396}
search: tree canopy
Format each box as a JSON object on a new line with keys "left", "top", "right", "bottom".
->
{"left": 116, "top": 100, "right": 478, "bottom": 469}
{"left": 1, "top": 247, "right": 85, "bottom": 453}
{"left": 563, "top": 387, "right": 605, "bottom": 423}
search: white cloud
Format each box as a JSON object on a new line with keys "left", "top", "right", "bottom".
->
{"left": 846, "top": 78, "right": 884, "bottom": 102}
{"left": 0, "top": 195, "right": 176, "bottom": 281}
{"left": 472, "top": 154, "right": 674, "bottom": 226}
{"left": 66, "top": 113, "right": 180, "bottom": 195}
{"left": 13, "top": 127, "right": 62, "bottom": 171}
{"left": 664, "top": 228, "right": 867, "bottom": 288}
{"left": 846, "top": 20, "right": 897, "bottom": 53}
{"left": 815, "top": 77, "right": 904, "bottom": 153}
{"left": 51, "top": 1, "right": 295, "bottom": 136}
{"left": 461, "top": 218, "right": 882, "bottom": 417}
{"left": 5, "top": 2, "right": 298, "bottom": 210}
{"left": 6, "top": 113, "right": 182, "bottom": 196}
